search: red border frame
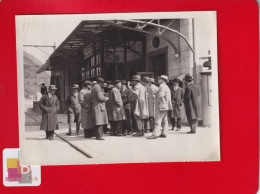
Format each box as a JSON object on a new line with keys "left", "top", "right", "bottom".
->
{"left": 0, "top": 0, "right": 258, "bottom": 193}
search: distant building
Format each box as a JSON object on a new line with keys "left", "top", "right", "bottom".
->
{"left": 24, "top": 51, "right": 50, "bottom": 100}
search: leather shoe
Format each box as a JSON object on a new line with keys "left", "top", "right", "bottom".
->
{"left": 117, "top": 133, "right": 123, "bottom": 136}
{"left": 147, "top": 135, "right": 158, "bottom": 139}
{"left": 133, "top": 132, "right": 144, "bottom": 137}
{"left": 176, "top": 128, "right": 181, "bottom": 131}
{"left": 66, "top": 132, "right": 71, "bottom": 136}
{"left": 144, "top": 129, "right": 149, "bottom": 133}
{"left": 110, "top": 132, "right": 116, "bottom": 136}
{"left": 96, "top": 137, "right": 105, "bottom": 140}
{"left": 159, "top": 134, "right": 167, "bottom": 138}
{"left": 187, "top": 131, "right": 195, "bottom": 134}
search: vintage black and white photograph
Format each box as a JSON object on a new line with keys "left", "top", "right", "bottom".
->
{"left": 16, "top": 12, "right": 220, "bottom": 165}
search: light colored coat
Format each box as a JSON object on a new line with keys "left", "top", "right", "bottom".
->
{"left": 132, "top": 83, "right": 149, "bottom": 119}
{"left": 108, "top": 87, "right": 126, "bottom": 121}
{"left": 39, "top": 93, "right": 60, "bottom": 131}
{"left": 91, "top": 84, "right": 109, "bottom": 126}
{"left": 144, "top": 84, "right": 154, "bottom": 118}
{"left": 155, "top": 83, "right": 172, "bottom": 111}
{"left": 79, "top": 88, "right": 94, "bottom": 129}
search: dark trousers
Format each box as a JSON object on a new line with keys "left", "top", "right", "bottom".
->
{"left": 131, "top": 110, "right": 138, "bottom": 132}
{"left": 84, "top": 128, "right": 94, "bottom": 138}
{"left": 93, "top": 125, "right": 103, "bottom": 138}
{"left": 110, "top": 121, "right": 123, "bottom": 135}
{"left": 144, "top": 117, "right": 154, "bottom": 132}
{"left": 171, "top": 118, "right": 182, "bottom": 129}
{"left": 67, "top": 109, "right": 80, "bottom": 133}
{"left": 45, "top": 130, "right": 54, "bottom": 138}
{"left": 188, "top": 119, "right": 197, "bottom": 133}
{"left": 103, "top": 124, "right": 109, "bottom": 133}
{"left": 122, "top": 108, "right": 132, "bottom": 134}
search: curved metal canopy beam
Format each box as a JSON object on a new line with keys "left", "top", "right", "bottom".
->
{"left": 118, "top": 19, "right": 194, "bottom": 53}
{"left": 105, "top": 21, "right": 180, "bottom": 57}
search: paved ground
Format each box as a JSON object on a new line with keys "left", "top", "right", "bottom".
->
{"left": 21, "top": 109, "right": 220, "bottom": 166}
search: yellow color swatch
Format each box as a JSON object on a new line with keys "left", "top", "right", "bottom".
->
{"left": 6, "top": 158, "right": 18, "bottom": 171}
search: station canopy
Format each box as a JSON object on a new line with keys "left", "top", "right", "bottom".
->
{"left": 36, "top": 19, "right": 172, "bottom": 74}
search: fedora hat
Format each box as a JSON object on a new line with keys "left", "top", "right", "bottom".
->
{"left": 142, "top": 76, "right": 150, "bottom": 83}
{"left": 83, "top": 81, "right": 92, "bottom": 86}
{"left": 158, "top": 75, "right": 169, "bottom": 83}
{"left": 107, "top": 80, "right": 113, "bottom": 84}
{"left": 114, "top": 80, "right": 121, "bottom": 84}
{"left": 49, "top": 85, "right": 57, "bottom": 90}
{"left": 183, "top": 74, "right": 193, "bottom": 81}
{"left": 121, "top": 80, "right": 127, "bottom": 85}
{"left": 71, "top": 84, "right": 79, "bottom": 89}
{"left": 149, "top": 78, "right": 155, "bottom": 83}
{"left": 97, "top": 77, "right": 104, "bottom": 83}
{"left": 172, "top": 78, "right": 180, "bottom": 84}
{"left": 131, "top": 75, "right": 141, "bottom": 82}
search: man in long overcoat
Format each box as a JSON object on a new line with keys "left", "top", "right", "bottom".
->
{"left": 121, "top": 80, "right": 133, "bottom": 135}
{"left": 66, "top": 84, "right": 81, "bottom": 136}
{"left": 147, "top": 75, "right": 172, "bottom": 139}
{"left": 170, "top": 78, "right": 184, "bottom": 131}
{"left": 91, "top": 78, "right": 109, "bottom": 140}
{"left": 142, "top": 76, "right": 154, "bottom": 133}
{"left": 183, "top": 74, "right": 199, "bottom": 134}
{"left": 130, "top": 75, "right": 149, "bottom": 137}
{"left": 79, "top": 81, "right": 94, "bottom": 138}
{"left": 39, "top": 85, "right": 60, "bottom": 140}
{"left": 108, "top": 80, "right": 126, "bottom": 136}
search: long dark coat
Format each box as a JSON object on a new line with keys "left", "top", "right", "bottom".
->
{"left": 39, "top": 93, "right": 60, "bottom": 131}
{"left": 171, "top": 87, "right": 184, "bottom": 118}
{"left": 91, "top": 84, "right": 109, "bottom": 126}
{"left": 79, "top": 88, "right": 94, "bottom": 129}
{"left": 144, "top": 84, "right": 154, "bottom": 118}
{"left": 108, "top": 87, "right": 126, "bottom": 121}
{"left": 184, "top": 83, "right": 199, "bottom": 121}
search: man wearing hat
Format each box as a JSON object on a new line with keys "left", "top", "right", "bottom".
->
{"left": 79, "top": 81, "right": 94, "bottom": 138}
{"left": 103, "top": 80, "right": 113, "bottom": 134}
{"left": 129, "top": 75, "right": 149, "bottom": 137}
{"left": 183, "top": 74, "right": 199, "bottom": 134}
{"left": 170, "top": 78, "right": 184, "bottom": 131}
{"left": 40, "top": 83, "right": 47, "bottom": 95}
{"left": 39, "top": 85, "right": 60, "bottom": 140}
{"left": 66, "top": 84, "right": 81, "bottom": 136}
{"left": 147, "top": 75, "right": 172, "bottom": 139}
{"left": 91, "top": 77, "right": 109, "bottom": 140}
{"left": 121, "top": 80, "right": 133, "bottom": 135}
{"left": 142, "top": 76, "right": 154, "bottom": 133}
{"left": 108, "top": 80, "right": 126, "bottom": 136}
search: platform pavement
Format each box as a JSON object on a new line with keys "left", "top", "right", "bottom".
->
{"left": 24, "top": 109, "right": 220, "bottom": 165}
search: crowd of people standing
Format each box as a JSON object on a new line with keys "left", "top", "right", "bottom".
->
{"left": 38, "top": 74, "right": 199, "bottom": 141}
